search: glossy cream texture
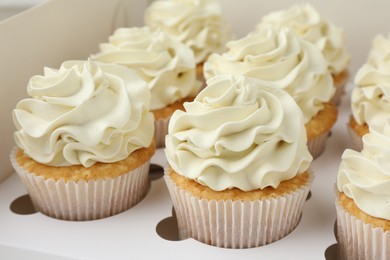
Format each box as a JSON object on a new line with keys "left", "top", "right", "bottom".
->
{"left": 13, "top": 60, "right": 154, "bottom": 167}
{"left": 92, "top": 27, "right": 200, "bottom": 110}
{"left": 338, "top": 124, "right": 390, "bottom": 220}
{"left": 165, "top": 75, "right": 312, "bottom": 191}
{"left": 144, "top": 0, "right": 230, "bottom": 64}
{"left": 351, "top": 49, "right": 390, "bottom": 126}
{"left": 204, "top": 28, "right": 334, "bottom": 123}
{"left": 255, "top": 4, "right": 350, "bottom": 74}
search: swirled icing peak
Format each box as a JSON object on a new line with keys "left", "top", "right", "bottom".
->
{"left": 338, "top": 122, "right": 390, "bottom": 220}
{"left": 13, "top": 60, "right": 154, "bottom": 167}
{"left": 165, "top": 75, "right": 312, "bottom": 191}
{"left": 91, "top": 27, "right": 200, "bottom": 110}
{"left": 204, "top": 27, "right": 334, "bottom": 123}
{"left": 255, "top": 4, "right": 350, "bottom": 74}
{"left": 351, "top": 43, "right": 390, "bottom": 127}
{"left": 144, "top": 0, "right": 230, "bottom": 64}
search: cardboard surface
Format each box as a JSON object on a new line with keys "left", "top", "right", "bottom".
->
{"left": 0, "top": 0, "right": 389, "bottom": 259}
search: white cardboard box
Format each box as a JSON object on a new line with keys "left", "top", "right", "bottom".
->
{"left": 0, "top": 0, "right": 389, "bottom": 259}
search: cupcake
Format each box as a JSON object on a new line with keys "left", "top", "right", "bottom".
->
{"left": 91, "top": 27, "right": 200, "bottom": 147}
{"left": 204, "top": 28, "right": 337, "bottom": 159}
{"left": 10, "top": 60, "right": 155, "bottom": 221}
{"left": 336, "top": 123, "right": 390, "bottom": 259}
{"left": 255, "top": 4, "right": 350, "bottom": 105}
{"left": 144, "top": 0, "right": 231, "bottom": 88}
{"left": 164, "top": 75, "right": 313, "bottom": 248}
{"left": 349, "top": 34, "right": 390, "bottom": 151}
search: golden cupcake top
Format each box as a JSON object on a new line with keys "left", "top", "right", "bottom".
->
{"left": 165, "top": 75, "right": 312, "bottom": 192}
{"left": 13, "top": 60, "right": 154, "bottom": 167}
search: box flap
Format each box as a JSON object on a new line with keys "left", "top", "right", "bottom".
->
{"left": 0, "top": 0, "right": 148, "bottom": 183}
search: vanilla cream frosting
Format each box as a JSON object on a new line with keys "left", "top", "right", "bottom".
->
{"left": 91, "top": 27, "right": 200, "bottom": 110}
{"left": 338, "top": 123, "right": 390, "bottom": 220}
{"left": 165, "top": 75, "right": 312, "bottom": 191}
{"left": 13, "top": 60, "right": 154, "bottom": 167}
{"left": 144, "top": 0, "right": 230, "bottom": 64}
{"left": 255, "top": 4, "right": 350, "bottom": 74}
{"left": 367, "top": 34, "right": 390, "bottom": 64}
{"left": 351, "top": 51, "right": 390, "bottom": 127}
{"left": 204, "top": 28, "right": 334, "bottom": 123}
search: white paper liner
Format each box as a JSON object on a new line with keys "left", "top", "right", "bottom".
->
{"left": 307, "top": 130, "right": 330, "bottom": 159}
{"left": 164, "top": 171, "right": 311, "bottom": 248}
{"left": 335, "top": 196, "right": 390, "bottom": 260}
{"left": 154, "top": 116, "right": 170, "bottom": 148}
{"left": 10, "top": 147, "right": 150, "bottom": 221}
{"left": 347, "top": 124, "right": 364, "bottom": 151}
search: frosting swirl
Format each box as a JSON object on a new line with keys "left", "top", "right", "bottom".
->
{"left": 351, "top": 51, "right": 390, "bottom": 127}
{"left": 255, "top": 4, "right": 350, "bottom": 74}
{"left": 367, "top": 34, "right": 390, "bottom": 64}
{"left": 13, "top": 60, "right": 154, "bottom": 167}
{"left": 165, "top": 75, "right": 312, "bottom": 191}
{"left": 204, "top": 28, "right": 334, "bottom": 123}
{"left": 338, "top": 123, "right": 390, "bottom": 220}
{"left": 144, "top": 0, "right": 230, "bottom": 64}
{"left": 91, "top": 27, "right": 200, "bottom": 110}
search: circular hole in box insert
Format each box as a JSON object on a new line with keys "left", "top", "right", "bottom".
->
{"left": 306, "top": 190, "right": 312, "bottom": 201}
{"left": 324, "top": 220, "right": 338, "bottom": 260}
{"left": 149, "top": 163, "right": 164, "bottom": 182}
{"left": 325, "top": 244, "right": 338, "bottom": 260}
{"left": 155, "top": 207, "right": 180, "bottom": 241}
{"left": 10, "top": 194, "right": 36, "bottom": 215}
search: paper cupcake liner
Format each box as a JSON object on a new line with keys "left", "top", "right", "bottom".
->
{"left": 335, "top": 197, "right": 390, "bottom": 260}
{"left": 154, "top": 116, "right": 170, "bottom": 148}
{"left": 307, "top": 130, "right": 330, "bottom": 159}
{"left": 347, "top": 124, "right": 363, "bottom": 151}
{"left": 10, "top": 147, "right": 150, "bottom": 221}
{"left": 164, "top": 171, "right": 311, "bottom": 248}
{"left": 331, "top": 81, "right": 346, "bottom": 105}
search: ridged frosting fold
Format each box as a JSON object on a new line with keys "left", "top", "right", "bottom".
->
{"left": 144, "top": 0, "right": 230, "bottom": 63}
{"left": 13, "top": 60, "right": 154, "bottom": 167}
{"left": 367, "top": 34, "right": 390, "bottom": 64}
{"left": 338, "top": 123, "right": 390, "bottom": 220}
{"left": 352, "top": 37, "right": 390, "bottom": 127}
{"left": 204, "top": 28, "right": 334, "bottom": 123}
{"left": 165, "top": 75, "right": 312, "bottom": 191}
{"left": 91, "top": 27, "right": 200, "bottom": 110}
{"left": 255, "top": 4, "right": 350, "bottom": 74}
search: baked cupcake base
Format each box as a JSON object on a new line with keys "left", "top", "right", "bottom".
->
{"left": 331, "top": 70, "right": 349, "bottom": 105}
{"left": 10, "top": 143, "right": 155, "bottom": 221}
{"left": 336, "top": 191, "right": 390, "bottom": 260}
{"left": 348, "top": 116, "right": 368, "bottom": 151}
{"left": 306, "top": 102, "right": 338, "bottom": 159}
{"left": 164, "top": 167, "right": 312, "bottom": 248}
{"left": 152, "top": 97, "right": 194, "bottom": 148}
